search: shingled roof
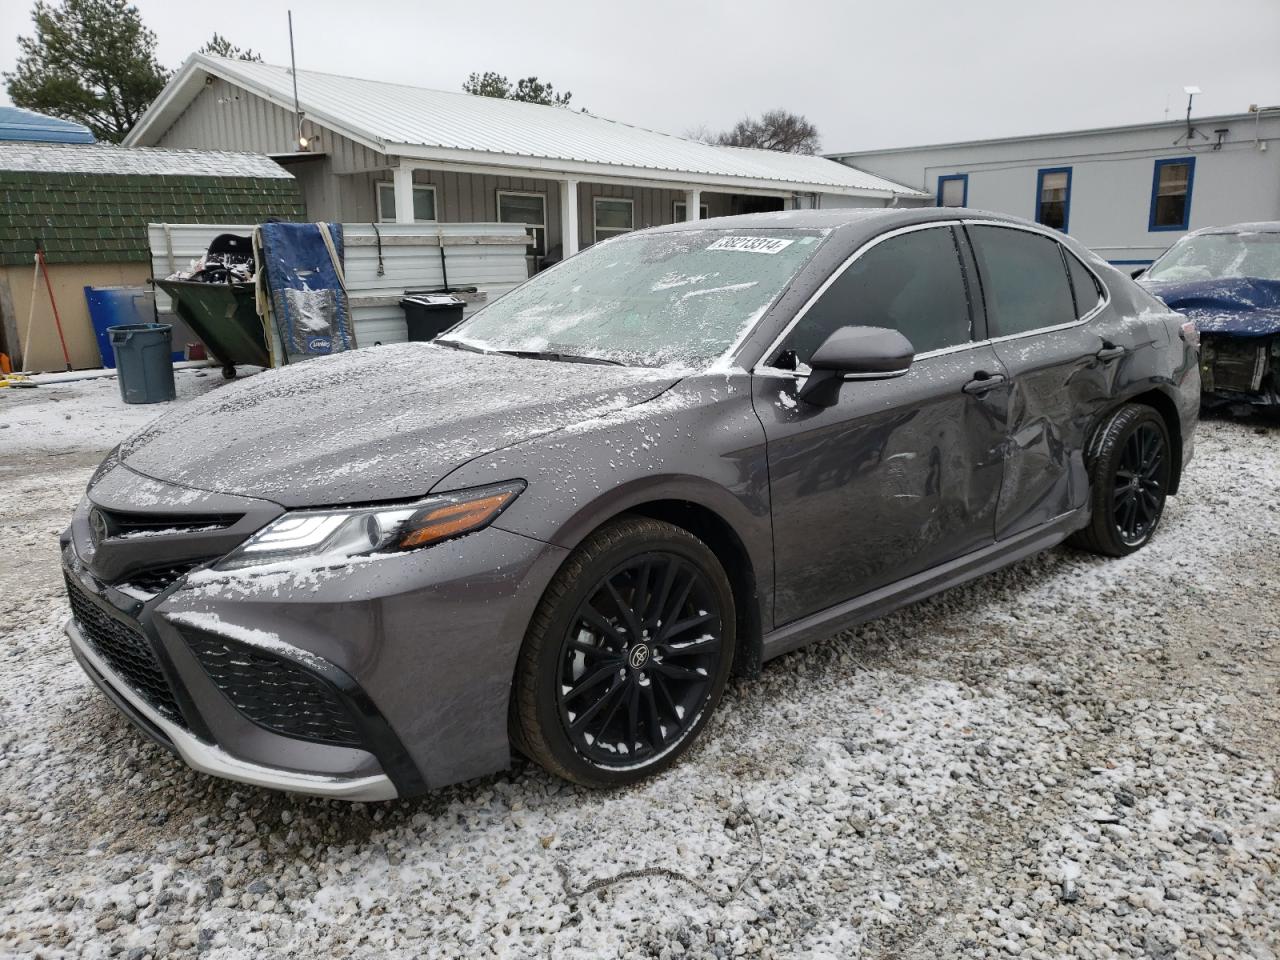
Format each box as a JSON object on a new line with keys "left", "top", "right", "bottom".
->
{"left": 0, "top": 143, "right": 302, "bottom": 266}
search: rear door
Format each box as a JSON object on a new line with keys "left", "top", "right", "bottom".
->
{"left": 753, "top": 224, "right": 1008, "bottom": 626}
{"left": 964, "top": 223, "right": 1124, "bottom": 539}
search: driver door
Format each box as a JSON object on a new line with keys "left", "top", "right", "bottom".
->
{"left": 752, "top": 224, "right": 1008, "bottom": 626}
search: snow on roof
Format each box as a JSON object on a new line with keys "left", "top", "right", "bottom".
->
{"left": 127, "top": 55, "right": 927, "bottom": 198}
{"left": 0, "top": 141, "right": 293, "bottom": 178}
{"left": 0, "top": 106, "right": 95, "bottom": 144}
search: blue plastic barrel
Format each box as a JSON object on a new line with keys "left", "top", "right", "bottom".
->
{"left": 109, "top": 324, "right": 175, "bottom": 404}
{"left": 84, "top": 286, "right": 178, "bottom": 367}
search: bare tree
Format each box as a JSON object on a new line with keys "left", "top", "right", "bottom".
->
{"left": 683, "top": 122, "right": 716, "bottom": 144}
{"left": 716, "top": 110, "right": 820, "bottom": 155}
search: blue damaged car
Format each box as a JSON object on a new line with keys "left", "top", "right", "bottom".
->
{"left": 1138, "top": 222, "right": 1280, "bottom": 409}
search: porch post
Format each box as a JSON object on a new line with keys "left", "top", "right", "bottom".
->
{"left": 393, "top": 164, "right": 416, "bottom": 224}
{"left": 560, "top": 178, "right": 579, "bottom": 257}
{"left": 685, "top": 188, "right": 701, "bottom": 221}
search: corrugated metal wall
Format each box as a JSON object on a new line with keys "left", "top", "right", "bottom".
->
{"left": 156, "top": 79, "right": 390, "bottom": 222}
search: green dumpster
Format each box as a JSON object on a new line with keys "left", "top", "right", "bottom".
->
{"left": 154, "top": 279, "right": 270, "bottom": 379}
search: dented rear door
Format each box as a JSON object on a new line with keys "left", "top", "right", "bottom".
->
{"left": 965, "top": 224, "right": 1120, "bottom": 540}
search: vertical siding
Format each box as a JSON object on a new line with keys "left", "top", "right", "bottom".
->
{"left": 575, "top": 183, "right": 730, "bottom": 247}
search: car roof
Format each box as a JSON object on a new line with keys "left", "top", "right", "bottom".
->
{"left": 644, "top": 206, "right": 1031, "bottom": 236}
{"left": 1182, "top": 221, "right": 1280, "bottom": 237}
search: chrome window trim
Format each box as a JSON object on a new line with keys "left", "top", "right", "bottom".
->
{"left": 751, "top": 218, "right": 1111, "bottom": 378}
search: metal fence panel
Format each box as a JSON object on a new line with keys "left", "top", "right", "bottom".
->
{"left": 147, "top": 221, "right": 531, "bottom": 347}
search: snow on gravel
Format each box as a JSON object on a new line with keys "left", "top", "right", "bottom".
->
{"left": 0, "top": 368, "right": 234, "bottom": 457}
{"left": 1, "top": 382, "right": 1278, "bottom": 960}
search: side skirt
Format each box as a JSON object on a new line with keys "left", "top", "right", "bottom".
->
{"left": 760, "top": 508, "right": 1088, "bottom": 663}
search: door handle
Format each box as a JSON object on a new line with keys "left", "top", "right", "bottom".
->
{"left": 1096, "top": 341, "right": 1126, "bottom": 362}
{"left": 962, "top": 371, "right": 1007, "bottom": 395}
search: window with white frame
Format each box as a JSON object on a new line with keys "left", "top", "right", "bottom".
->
{"left": 376, "top": 182, "right": 437, "bottom": 223}
{"left": 593, "top": 197, "right": 634, "bottom": 243}
{"left": 497, "top": 191, "right": 547, "bottom": 256}
{"left": 673, "top": 200, "right": 710, "bottom": 222}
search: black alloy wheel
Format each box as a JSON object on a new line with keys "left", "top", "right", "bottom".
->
{"left": 1112, "top": 421, "right": 1168, "bottom": 546}
{"left": 511, "top": 516, "right": 736, "bottom": 787}
{"left": 1070, "top": 403, "right": 1173, "bottom": 557}
{"left": 558, "top": 553, "right": 721, "bottom": 767}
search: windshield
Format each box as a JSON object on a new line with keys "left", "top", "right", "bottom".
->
{"left": 443, "top": 227, "right": 827, "bottom": 368}
{"left": 1145, "top": 231, "right": 1280, "bottom": 283}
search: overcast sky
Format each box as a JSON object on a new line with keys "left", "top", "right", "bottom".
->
{"left": 2, "top": 0, "right": 1278, "bottom": 151}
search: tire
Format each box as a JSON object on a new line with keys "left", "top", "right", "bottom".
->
{"left": 510, "top": 516, "right": 736, "bottom": 788}
{"left": 1069, "top": 403, "right": 1173, "bottom": 557}
{"left": 221, "top": 364, "right": 237, "bottom": 380}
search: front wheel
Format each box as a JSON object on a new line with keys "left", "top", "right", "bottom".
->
{"left": 510, "top": 516, "right": 736, "bottom": 788}
{"left": 1070, "top": 403, "right": 1172, "bottom": 556}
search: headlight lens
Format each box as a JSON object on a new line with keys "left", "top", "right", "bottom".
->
{"left": 215, "top": 481, "right": 524, "bottom": 571}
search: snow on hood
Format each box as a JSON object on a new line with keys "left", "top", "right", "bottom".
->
{"left": 118, "top": 343, "right": 682, "bottom": 506}
{"left": 1141, "top": 276, "right": 1280, "bottom": 337}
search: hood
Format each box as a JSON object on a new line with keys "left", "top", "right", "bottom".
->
{"left": 1141, "top": 276, "right": 1280, "bottom": 337}
{"left": 119, "top": 344, "right": 682, "bottom": 506}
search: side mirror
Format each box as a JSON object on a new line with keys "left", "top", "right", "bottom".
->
{"left": 797, "top": 326, "right": 915, "bottom": 407}
{"left": 1130, "top": 268, "right": 1146, "bottom": 280}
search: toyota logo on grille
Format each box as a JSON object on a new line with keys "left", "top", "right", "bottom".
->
{"left": 89, "top": 508, "right": 109, "bottom": 545}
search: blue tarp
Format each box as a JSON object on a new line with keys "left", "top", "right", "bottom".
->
{"left": 1142, "top": 277, "right": 1280, "bottom": 338}
{"left": 255, "top": 221, "right": 356, "bottom": 361}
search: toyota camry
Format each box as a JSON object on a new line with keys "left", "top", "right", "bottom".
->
{"left": 62, "top": 208, "right": 1199, "bottom": 800}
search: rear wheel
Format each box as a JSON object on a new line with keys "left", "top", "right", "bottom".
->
{"left": 510, "top": 516, "right": 735, "bottom": 787}
{"left": 1070, "top": 404, "right": 1172, "bottom": 556}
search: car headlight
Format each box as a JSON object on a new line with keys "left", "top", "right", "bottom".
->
{"left": 215, "top": 481, "right": 525, "bottom": 571}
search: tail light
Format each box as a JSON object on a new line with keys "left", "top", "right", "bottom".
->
{"left": 1180, "top": 320, "right": 1200, "bottom": 348}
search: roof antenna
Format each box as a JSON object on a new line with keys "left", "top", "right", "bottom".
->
{"left": 1174, "top": 85, "right": 1207, "bottom": 145}
{"left": 288, "top": 10, "right": 308, "bottom": 151}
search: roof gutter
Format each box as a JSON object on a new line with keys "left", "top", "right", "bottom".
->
{"left": 388, "top": 145, "right": 928, "bottom": 198}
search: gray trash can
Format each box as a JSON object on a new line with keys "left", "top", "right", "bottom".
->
{"left": 109, "top": 323, "right": 176, "bottom": 404}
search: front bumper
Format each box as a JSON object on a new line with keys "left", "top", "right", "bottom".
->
{"left": 63, "top": 489, "right": 567, "bottom": 800}
{"left": 1199, "top": 333, "right": 1280, "bottom": 406}
{"left": 66, "top": 617, "right": 397, "bottom": 800}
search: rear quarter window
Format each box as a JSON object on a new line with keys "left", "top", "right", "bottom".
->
{"left": 1065, "top": 252, "right": 1103, "bottom": 317}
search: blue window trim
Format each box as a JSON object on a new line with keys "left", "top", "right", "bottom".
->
{"left": 937, "top": 173, "right": 968, "bottom": 207}
{"left": 1034, "top": 166, "right": 1072, "bottom": 233}
{"left": 1148, "top": 156, "right": 1195, "bottom": 232}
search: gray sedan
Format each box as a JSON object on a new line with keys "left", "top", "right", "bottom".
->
{"left": 61, "top": 208, "right": 1200, "bottom": 800}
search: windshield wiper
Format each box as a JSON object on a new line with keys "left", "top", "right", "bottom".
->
{"left": 432, "top": 338, "right": 485, "bottom": 355}
{"left": 432, "top": 340, "right": 624, "bottom": 366}
{"left": 495, "top": 349, "right": 625, "bottom": 366}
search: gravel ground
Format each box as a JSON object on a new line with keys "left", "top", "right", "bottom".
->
{"left": 1, "top": 381, "right": 1277, "bottom": 960}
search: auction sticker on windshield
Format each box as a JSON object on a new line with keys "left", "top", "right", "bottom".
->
{"left": 707, "top": 236, "right": 796, "bottom": 254}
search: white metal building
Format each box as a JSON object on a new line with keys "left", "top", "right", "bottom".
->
{"left": 829, "top": 109, "right": 1280, "bottom": 268}
{"left": 124, "top": 55, "right": 927, "bottom": 270}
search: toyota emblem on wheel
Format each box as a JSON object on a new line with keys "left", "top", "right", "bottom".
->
{"left": 628, "top": 644, "right": 650, "bottom": 670}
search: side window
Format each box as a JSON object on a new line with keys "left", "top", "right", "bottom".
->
{"left": 777, "top": 226, "right": 973, "bottom": 365}
{"left": 968, "top": 226, "right": 1075, "bottom": 337}
{"left": 1065, "top": 252, "right": 1102, "bottom": 318}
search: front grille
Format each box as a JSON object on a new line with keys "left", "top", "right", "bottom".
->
{"left": 99, "top": 509, "right": 241, "bottom": 539}
{"left": 64, "top": 574, "right": 185, "bottom": 726}
{"left": 118, "top": 560, "right": 210, "bottom": 596}
{"left": 183, "top": 631, "right": 362, "bottom": 747}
